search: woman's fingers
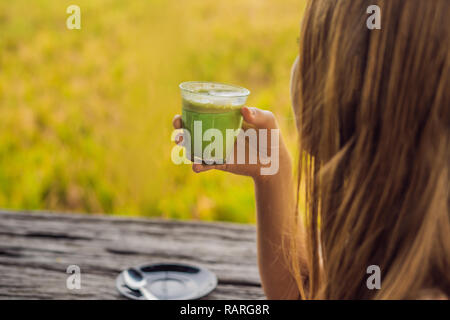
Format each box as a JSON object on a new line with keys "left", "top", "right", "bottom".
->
{"left": 172, "top": 114, "right": 182, "bottom": 129}
{"left": 192, "top": 163, "right": 228, "bottom": 173}
{"left": 175, "top": 132, "right": 183, "bottom": 145}
{"left": 192, "top": 162, "right": 259, "bottom": 177}
{"left": 241, "top": 106, "right": 277, "bottom": 129}
{"left": 173, "top": 115, "right": 183, "bottom": 145}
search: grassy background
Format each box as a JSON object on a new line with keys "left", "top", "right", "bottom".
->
{"left": 0, "top": 0, "right": 305, "bottom": 223}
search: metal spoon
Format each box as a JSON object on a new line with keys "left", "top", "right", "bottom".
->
{"left": 123, "top": 268, "right": 158, "bottom": 300}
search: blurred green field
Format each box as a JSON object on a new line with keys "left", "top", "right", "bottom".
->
{"left": 0, "top": 0, "right": 305, "bottom": 223}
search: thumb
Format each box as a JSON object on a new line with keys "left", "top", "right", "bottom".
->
{"left": 241, "top": 106, "right": 277, "bottom": 129}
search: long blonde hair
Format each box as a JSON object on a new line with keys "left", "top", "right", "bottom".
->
{"left": 290, "top": 0, "right": 449, "bottom": 299}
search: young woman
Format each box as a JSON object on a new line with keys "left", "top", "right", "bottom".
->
{"left": 173, "top": 0, "right": 449, "bottom": 299}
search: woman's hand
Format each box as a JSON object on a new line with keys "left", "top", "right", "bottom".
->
{"left": 172, "top": 106, "right": 300, "bottom": 299}
{"left": 172, "top": 106, "right": 290, "bottom": 181}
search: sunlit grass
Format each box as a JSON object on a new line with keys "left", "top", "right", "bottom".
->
{"left": 0, "top": 0, "right": 306, "bottom": 223}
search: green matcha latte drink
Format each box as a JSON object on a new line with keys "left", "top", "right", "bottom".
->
{"left": 179, "top": 81, "right": 250, "bottom": 164}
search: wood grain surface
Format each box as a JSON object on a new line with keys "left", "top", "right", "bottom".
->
{"left": 0, "top": 210, "right": 264, "bottom": 300}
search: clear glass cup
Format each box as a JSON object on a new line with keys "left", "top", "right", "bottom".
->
{"left": 179, "top": 81, "right": 250, "bottom": 164}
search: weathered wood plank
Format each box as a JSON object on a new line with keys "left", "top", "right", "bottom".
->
{"left": 0, "top": 210, "right": 265, "bottom": 300}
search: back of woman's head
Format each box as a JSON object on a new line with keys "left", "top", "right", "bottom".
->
{"left": 290, "top": 0, "right": 449, "bottom": 299}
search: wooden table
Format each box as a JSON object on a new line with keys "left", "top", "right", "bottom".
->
{"left": 0, "top": 210, "right": 264, "bottom": 300}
